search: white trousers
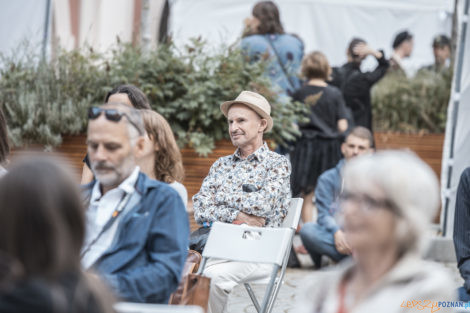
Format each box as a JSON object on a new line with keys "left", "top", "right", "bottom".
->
{"left": 203, "top": 259, "right": 272, "bottom": 313}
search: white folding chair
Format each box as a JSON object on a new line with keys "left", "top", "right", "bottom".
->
{"left": 114, "top": 302, "right": 203, "bottom": 313}
{"left": 197, "top": 198, "right": 303, "bottom": 313}
{"left": 244, "top": 197, "right": 303, "bottom": 313}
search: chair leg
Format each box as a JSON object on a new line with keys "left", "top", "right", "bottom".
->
{"left": 266, "top": 278, "right": 281, "bottom": 313}
{"left": 266, "top": 235, "right": 295, "bottom": 313}
{"left": 244, "top": 283, "right": 261, "bottom": 313}
{"left": 259, "top": 265, "right": 280, "bottom": 313}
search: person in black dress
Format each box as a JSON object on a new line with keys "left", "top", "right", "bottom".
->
{"left": 330, "top": 38, "right": 389, "bottom": 131}
{"left": 291, "top": 51, "right": 348, "bottom": 223}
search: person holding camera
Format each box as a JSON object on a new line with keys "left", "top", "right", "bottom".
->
{"left": 330, "top": 38, "right": 389, "bottom": 132}
{"left": 192, "top": 90, "right": 291, "bottom": 313}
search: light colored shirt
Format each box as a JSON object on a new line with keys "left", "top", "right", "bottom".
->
{"left": 82, "top": 166, "right": 140, "bottom": 269}
{"left": 192, "top": 142, "right": 291, "bottom": 227}
{"left": 169, "top": 181, "right": 188, "bottom": 209}
{"left": 0, "top": 165, "right": 6, "bottom": 178}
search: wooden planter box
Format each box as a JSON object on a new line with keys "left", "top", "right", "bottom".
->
{"left": 374, "top": 132, "right": 444, "bottom": 179}
{"left": 9, "top": 132, "right": 445, "bottom": 228}
{"left": 10, "top": 132, "right": 445, "bottom": 196}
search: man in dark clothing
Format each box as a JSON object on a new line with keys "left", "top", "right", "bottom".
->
{"left": 453, "top": 167, "right": 470, "bottom": 301}
{"left": 420, "top": 34, "right": 451, "bottom": 73}
{"left": 330, "top": 38, "right": 389, "bottom": 131}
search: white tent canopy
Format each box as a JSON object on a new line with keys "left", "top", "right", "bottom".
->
{"left": 170, "top": 0, "right": 453, "bottom": 73}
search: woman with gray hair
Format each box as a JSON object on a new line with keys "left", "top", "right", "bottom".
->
{"left": 296, "top": 150, "right": 455, "bottom": 313}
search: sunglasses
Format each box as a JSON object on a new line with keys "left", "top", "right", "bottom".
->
{"left": 88, "top": 107, "right": 143, "bottom": 135}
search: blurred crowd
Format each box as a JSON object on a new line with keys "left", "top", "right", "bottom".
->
{"left": 0, "top": 1, "right": 463, "bottom": 313}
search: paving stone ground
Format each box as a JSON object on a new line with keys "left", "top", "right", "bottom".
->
{"left": 224, "top": 235, "right": 464, "bottom": 313}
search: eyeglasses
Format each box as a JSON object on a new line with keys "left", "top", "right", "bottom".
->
{"left": 339, "top": 191, "right": 400, "bottom": 216}
{"left": 88, "top": 107, "right": 143, "bottom": 135}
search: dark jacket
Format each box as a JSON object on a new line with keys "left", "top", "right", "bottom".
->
{"left": 0, "top": 273, "right": 109, "bottom": 313}
{"left": 330, "top": 51, "right": 389, "bottom": 130}
{"left": 82, "top": 173, "right": 189, "bottom": 303}
{"left": 454, "top": 167, "right": 470, "bottom": 291}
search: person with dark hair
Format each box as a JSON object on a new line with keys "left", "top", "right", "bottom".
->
{"left": 82, "top": 103, "right": 189, "bottom": 303}
{"left": 389, "top": 30, "right": 414, "bottom": 75}
{"left": 0, "top": 107, "right": 9, "bottom": 176}
{"left": 241, "top": 1, "right": 304, "bottom": 97}
{"left": 299, "top": 127, "right": 373, "bottom": 268}
{"left": 104, "top": 84, "right": 151, "bottom": 110}
{"left": 421, "top": 34, "right": 451, "bottom": 73}
{"left": 290, "top": 51, "right": 348, "bottom": 223}
{"left": 330, "top": 37, "right": 389, "bottom": 131}
{"left": 0, "top": 156, "right": 115, "bottom": 313}
{"left": 81, "top": 84, "right": 151, "bottom": 184}
{"left": 138, "top": 109, "right": 187, "bottom": 207}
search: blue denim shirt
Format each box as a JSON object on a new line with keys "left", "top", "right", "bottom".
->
{"left": 315, "top": 160, "right": 344, "bottom": 234}
{"left": 241, "top": 33, "right": 304, "bottom": 97}
{"left": 81, "top": 172, "right": 189, "bottom": 303}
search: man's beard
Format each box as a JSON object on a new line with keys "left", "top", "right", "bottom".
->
{"left": 93, "top": 159, "right": 137, "bottom": 188}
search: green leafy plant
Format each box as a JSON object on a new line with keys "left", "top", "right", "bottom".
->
{"left": 0, "top": 39, "right": 306, "bottom": 155}
{"left": 372, "top": 68, "right": 451, "bottom": 133}
{"left": 0, "top": 47, "right": 106, "bottom": 148}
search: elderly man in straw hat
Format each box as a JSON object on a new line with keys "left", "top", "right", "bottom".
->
{"left": 193, "top": 90, "right": 291, "bottom": 313}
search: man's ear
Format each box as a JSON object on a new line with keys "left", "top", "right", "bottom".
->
{"left": 341, "top": 142, "right": 347, "bottom": 155}
{"left": 259, "top": 119, "right": 268, "bottom": 133}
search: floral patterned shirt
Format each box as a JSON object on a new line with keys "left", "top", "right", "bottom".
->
{"left": 193, "top": 142, "right": 291, "bottom": 227}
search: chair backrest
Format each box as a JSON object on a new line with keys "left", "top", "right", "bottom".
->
{"left": 282, "top": 198, "right": 303, "bottom": 230}
{"left": 202, "top": 222, "right": 293, "bottom": 266}
{"left": 114, "top": 302, "right": 203, "bottom": 313}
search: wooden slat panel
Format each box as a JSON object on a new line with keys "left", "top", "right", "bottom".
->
{"left": 374, "top": 133, "right": 445, "bottom": 179}
{"left": 9, "top": 133, "right": 445, "bottom": 195}
{"left": 9, "top": 133, "right": 446, "bottom": 226}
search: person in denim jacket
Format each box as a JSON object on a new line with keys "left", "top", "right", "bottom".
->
{"left": 241, "top": 1, "right": 304, "bottom": 98}
{"left": 82, "top": 103, "right": 189, "bottom": 303}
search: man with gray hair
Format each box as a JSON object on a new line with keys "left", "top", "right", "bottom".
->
{"left": 81, "top": 103, "right": 189, "bottom": 303}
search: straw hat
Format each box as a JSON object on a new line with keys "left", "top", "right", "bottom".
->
{"left": 220, "top": 91, "right": 273, "bottom": 132}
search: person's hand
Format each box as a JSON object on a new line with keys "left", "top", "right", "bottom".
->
{"left": 234, "top": 212, "right": 266, "bottom": 227}
{"left": 334, "top": 230, "right": 352, "bottom": 255}
{"left": 353, "top": 44, "right": 382, "bottom": 59}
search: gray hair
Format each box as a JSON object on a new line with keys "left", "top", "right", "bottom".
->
{"left": 100, "top": 102, "right": 145, "bottom": 145}
{"left": 342, "top": 150, "right": 439, "bottom": 255}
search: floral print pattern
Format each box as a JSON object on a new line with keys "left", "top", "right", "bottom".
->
{"left": 193, "top": 142, "right": 291, "bottom": 227}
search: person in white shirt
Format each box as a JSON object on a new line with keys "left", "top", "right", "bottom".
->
{"left": 389, "top": 30, "right": 414, "bottom": 76}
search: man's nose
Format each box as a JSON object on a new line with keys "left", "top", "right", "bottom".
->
{"left": 93, "top": 145, "right": 107, "bottom": 161}
{"left": 230, "top": 122, "right": 239, "bottom": 132}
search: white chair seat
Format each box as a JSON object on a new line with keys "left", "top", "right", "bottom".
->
{"left": 198, "top": 198, "right": 303, "bottom": 313}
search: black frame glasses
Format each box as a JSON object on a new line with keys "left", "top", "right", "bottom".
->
{"left": 88, "top": 107, "right": 143, "bottom": 135}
